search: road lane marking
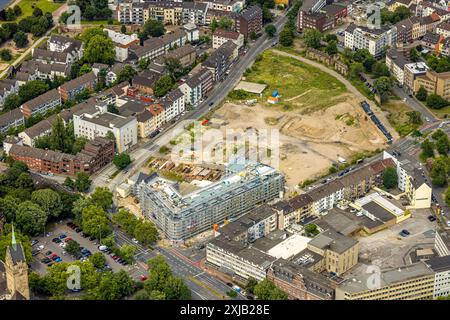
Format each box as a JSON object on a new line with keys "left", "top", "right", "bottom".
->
{"left": 189, "top": 276, "right": 225, "bottom": 300}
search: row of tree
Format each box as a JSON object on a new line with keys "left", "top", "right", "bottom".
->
{"left": 420, "top": 130, "right": 450, "bottom": 187}
{"left": 112, "top": 209, "right": 159, "bottom": 246}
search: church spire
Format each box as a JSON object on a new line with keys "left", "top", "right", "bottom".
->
{"left": 11, "top": 224, "right": 17, "bottom": 251}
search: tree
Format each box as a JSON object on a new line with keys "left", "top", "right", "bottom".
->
{"left": 81, "top": 205, "right": 112, "bottom": 240}
{"left": 421, "top": 139, "right": 435, "bottom": 159}
{"left": 139, "top": 58, "right": 150, "bottom": 71}
{"left": 13, "top": 31, "right": 28, "bottom": 48}
{"left": 265, "top": 24, "right": 276, "bottom": 38}
{"left": 445, "top": 186, "right": 450, "bottom": 206}
{"left": 217, "top": 16, "right": 234, "bottom": 30}
{"left": 303, "top": 29, "right": 322, "bottom": 49}
{"left": 210, "top": 18, "right": 219, "bottom": 33}
{"left": 79, "top": 64, "right": 92, "bottom": 76}
{"left": 227, "top": 289, "right": 238, "bottom": 298}
{"left": 246, "top": 277, "right": 258, "bottom": 294}
{"left": 352, "top": 49, "right": 371, "bottom": 62}
{"left": 64, "top": 177, "right": 75, "bottom": 190}
{"left": 382, "top": 167, "right": 398, "bottom": 189}
{"left": 80, "top": 27, "right": 107, "bottom": 44}
{"left": 0, "top": 49, "right": 12, "bottom": 61}
{"left": 0, "top": 229, "right": 32, "bottom": 263}
{"left": 406, "top": 111, "right": 422, "bottom": 125}
{"left": 16, "top": 172, "right": 33, "bottom": 190}
{"left": 117, "top": 65, "right": 137, "bottom": 84}
{"left": 154, "top": 75, "right": 173, "bottom": 97}
{"left": 13, "top": 5, "right": 22, "bottom": 17}
{"left": 91, "top": 187, "right": 113, "bottom": 210}
{"left": 279, "top": 27, "right": 294, "bottom": 47}
{"left": 325, "top": 40, "right": 338, "bottom": 55}
{"left": 430, "top": 156, "right": 449, "bottom": 186}
{"left": 121, "top": 24, "right": 126, "bottom": 34}
{"left": 3, "top": 94, "right": 21, "bottom": 111}
{"left": 362, "top": 56, "right": 376, "bottom": 73}
{"left": 410, "top": 47, "right": 420, "bottom": 62}
{"left": 133, "top": 290, "right": 151, "bottom": 300}
{"left": 372, "top": 62, "right": 390, "bottom": 78}
{"left": 112, "top": 209, "right": 137, "bottom": 235}
{"left": 164, "top": 276, "right": 191, "bottom": 300}
{"left": 436, "top": 135, "right": 450, "bottom": 155}
{"left": 0, "top": 196, "right": 19, "bottom": 222}
{"left": 31, "top": 188, "right": 63, "bottom": 218}
{"left": 349, "top": 62, "right": 364, "bottom": 79}
{"left": 84, "top": 35, "right": 115, "bottom": 64}
{"left": 304, "top": 223, "right": 319, "bottom": 236}
{"left": 416, "top": 86, "right": 428, "bottom": 101}
{"left": 143, "top": 19, "right": 165, "bottom": 38}
{"left": 18, "top": 80, "right": 49, "bottom": 103}
{"left": 75, "top": 172, "right": 91, "bottom": 192}
{"left": 254, "top": 279, "right": 288, "bottom": 300}
{"left": 165, "top": 57, "right": 182, "bottom": 81}
{"left": 119, "top": 244, "right": 137, "bottom": 264}
{"left": 15, "top": 201, "right": 47, "bottom": 236}
{"left": 426, "top": 94, "right": 449, "bottom": 109}
{"left": 50, "top": 116, "right": 66, "bottom": 152}
{"left": 373, "top": 76, "right": 392, "bottom": 103}
{"left": 65, "top": 239, "right": 81, "bottom": 257}
{"left": 89, "top": 252, "right": 106, "bottom": 269}
{"left": 133, "top": 220, "right": 158, "bottom": 245}
{"left": 113, "top": 153, "right": 132, "bottom": 170}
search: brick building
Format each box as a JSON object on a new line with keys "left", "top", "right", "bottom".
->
{"left": 237, "top": 6, "right": 262, "bottom": 37}
{"left": 8, "top": 137, "right": 114, "bottom": 176}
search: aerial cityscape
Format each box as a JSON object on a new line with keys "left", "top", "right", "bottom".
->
{"left": 0, "top": 0, "right": 449, "bottom": 305}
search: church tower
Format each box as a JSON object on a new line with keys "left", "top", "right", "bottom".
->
{"left": 5, "top": 226, "right": 30, "bottom": 300}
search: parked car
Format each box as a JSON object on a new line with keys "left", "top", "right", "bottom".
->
{"left": 41, "top": 258, "right": 51, "bottom": 264}
{"left": 428, "top": 215, "right": 437, "bottom": 222}
{"left": 59, "top": 234, "right": 67, "bottom": 239}
{"left": 140, "top": 275, "right": 148, "bottom": 281}
{"left": 75, "top": 228, "right": 82, "bottom": 233}
{"left": 52, "top": 238, "right": 62, "bottom": 243}
{"left": 132, "top": 238, "right": 139, "bottom": 244}
{"left": 30, "top": 239, "right": 39, "bottom": 246}
{"left": 88, "top": 236, "right": 96, "bottom": 241}
{"left": 45, "top": 251, "right": 53, "bottom": 256}
{"left": 402, "top": 229, "right": 410, "bottom": 235}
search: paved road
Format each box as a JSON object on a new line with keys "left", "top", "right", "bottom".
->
{"left": 392, "top": 85, "right": 439, "bottom": 122}
{"left": 0, "top": 3, "right": 68, "bottom": 79}
{"left": 90, "top": 12, "right": 289, "bottom": 192}
{"left": 112, "top": 226, "right": 244, "bottom": 300}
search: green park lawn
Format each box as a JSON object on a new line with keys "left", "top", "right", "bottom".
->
{"left": 15, "top": 0, "right": 62, "bottom": 17}
{"left": 244, "top": 50, "right": 347, "bottom": 113}
{"left": 380, "top": 101, "right": 421, "bottom": 137}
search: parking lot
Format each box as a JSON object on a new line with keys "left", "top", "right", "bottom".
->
{"left": 355, "top": 208, "right": 436, "bottom": 269}
{"left": 29, "top": 220, "right": 145, "bottom": 280}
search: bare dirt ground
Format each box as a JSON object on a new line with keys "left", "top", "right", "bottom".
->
{"left": 213, "top": 94, "right": 387, "bottom": 190}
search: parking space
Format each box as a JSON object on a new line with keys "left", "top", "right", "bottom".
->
{"left": 356, "top": 208, "right": 436, "bottom": 269}
{"left": 30, "top": 220, "right": 136, "bottom": 276}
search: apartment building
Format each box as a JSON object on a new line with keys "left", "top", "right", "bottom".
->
{"left": 212, "top": 29, "right": 244, "bottom": 50}
{"left": 203, "top": 41, "right": 237, "bottom": 81}
{"left": 179, "top": 67, "right": 214, "bottom": 105}
{"left": 20, "top": 89, "right": 62, "bottom": 119}
{"left": 73, "top": 104, "right": 138, "bottom": 153}
{"left": 103, "top": 29, "right": 139, "bottom": 62}
{"left": 272, "top": 194, "right": 314, "bottom": 230}
{"left": 435, "top": 231, "right": 450, "bottom": 257}
{"left": 0, "top": 109, "right": 24, "bottom": 134}
{"left": 59, "top": 72, "right": 97, "bottom": 102}
{"left": 9, "top": 137, "right": 114, "bottom": 176}
{"left": 403, "top": 62, "right": 428, "bottom": 94}
{"left": 116, "top": 2, "right": 145, "bottom": 24}
{"left": 206, "top": 9, "right": 239, "bottom": 26}
{"left": 385, "top": 49, "right": 411, "bottom": 85}
{"left": 136, "top": 163, "right": 285, "bottom": 240}
{"left": 206, "top": 236, "right": 276, "bottom": 281}
{"left": 0, "top": 80, "right": 19, "bottom": 108}
{"left": 413, "top": 69, "right": 450, "bottom": 100}
{"left": 130, "top": 30, "right": 188, "bottom": 62}
{"left": 237, "top": 5, "right": 262, "bottom": 37}
{"left": 267, "top": 259, "right": 336, "bottom": 300}
{"left": 201, "top": 0, "right": 244, "bottom": 13}
{"left": 335, "top": 262, "right": 435, "bottom": 300}
{"left": 308, "top": 180, "right": 345, "bottom": 214}
{"left": 47, "top": 35, "right": 83, "bottom": 60}
{"left": 131, "top": 70, "right": 160, "bottom": 95}
{"left": 155, "top": 44, "right": 197, "bottom": 68}
{"left": 18, "top": 60, "right": 70, "bottom": 82}
{"left": 344, "top": 24, "right": 397, "bottom": 58}
{"left": 425, "top": 255, "right": 450, "bottom": 298}
{"left": 307, "top": 229, "right": 359, "bottom": 275}
{"left": 157, "top": 88, "right": 185, "bottom": 122}
{"left": 436, "top": 21, "right": 450, "bottom": 38}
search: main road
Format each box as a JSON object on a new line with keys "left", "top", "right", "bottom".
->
{"left": 90, "top": 12, "right": 289, "bottom": 192}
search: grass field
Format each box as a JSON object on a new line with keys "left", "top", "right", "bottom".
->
{"left": 244, "top": 50, "right": 347, "bottom": 112}
{"left": 16, "top": 0, "right": 62, "bottom": 16}
{"left": 380, "top": 101, "right": 421, "bottom": 137}
{"left": 429, "top": 105, "right": 450, "bottom": 119}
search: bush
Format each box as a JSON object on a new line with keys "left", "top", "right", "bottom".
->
{"left": 0, "top": 49, "right": 12, "bottom": 61}
{"left": 426, "top": 94, "right": 449, "bottom": 109}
